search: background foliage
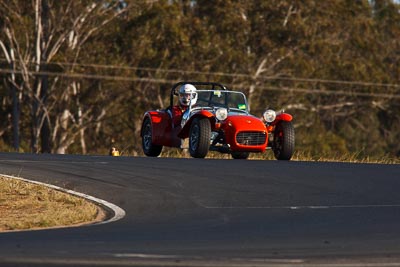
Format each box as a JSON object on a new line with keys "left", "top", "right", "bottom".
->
{"left": 0, "top": 0, "right": 399, "bottom": 159}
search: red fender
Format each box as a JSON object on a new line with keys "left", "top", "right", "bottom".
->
{"left": 141, "top": 111, "right": 173, "bottom": 146}
{"left": 178, "top": 110, "right": 214, "bottom": 138}
{"left": 276, "top": 113, "right": 292, "bottom": 122}
{"left": 270, "top": 113, "right": 292, "bottom": 126}
{"left": 148, "top": 111, "right": 162, "bottom": 123}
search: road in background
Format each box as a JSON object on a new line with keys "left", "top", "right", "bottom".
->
{"left": 0, "top": 153, "right": 400, "bottom": 266}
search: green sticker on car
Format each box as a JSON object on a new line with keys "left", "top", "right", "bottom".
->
{"left": 238, "top": 104, "right": 246, "bottom": 110}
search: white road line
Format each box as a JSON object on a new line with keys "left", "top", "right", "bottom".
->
{"left": 114, "top": 253, "right": 180, "bottom": 259}
{"left": 200, "top": 204, "right": 400, "bottom": 210}
{"left": 111, "top": 254, "right": 400, "bottom": 267}
{"left": 1, "top": 174, "right": 126, "bottom": 225}
{"left": 6, "top": 257, "right": 400, "bottom": 267}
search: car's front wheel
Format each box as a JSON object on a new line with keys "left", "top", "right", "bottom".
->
{"left": 141, "top": 118, "right": 163, "bottom": 157}
{"left": 189, "top": 117, "right": 211, "bottom": 158}
{"left": 272, "top": 121, "right": 295, "bottom": 160}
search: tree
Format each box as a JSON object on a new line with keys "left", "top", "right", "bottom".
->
{"left": 1, "top": 0, "right": 399, "bottom": 158}
{"left": 0, "top": 0, "right": 130, "bottom": 153}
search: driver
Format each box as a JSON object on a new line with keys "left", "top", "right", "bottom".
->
{"left": 172, "top": 83, "right": 198, "bottom": 127}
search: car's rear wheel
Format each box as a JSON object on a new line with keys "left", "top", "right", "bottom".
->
{"left": 272, "top": 121, "right": 295, "bottom": 160}
{"left": 189, "top": 117, "right": 211, "bottom": 158}
{"left": 142, "top": 118, "right": 163, "bottom": 157}
{"left": 231, "top": 151, "right": 250, "bottom": 159}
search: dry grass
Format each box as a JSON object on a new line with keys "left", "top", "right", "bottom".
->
{"left": 0, "top": 176, "right": 104, "bottom": 232}
{"left": 156, "top": 147, "right": 400, "bottom": 164}
{"left": 287, "top": 151, "right": 400, "bottom": 164}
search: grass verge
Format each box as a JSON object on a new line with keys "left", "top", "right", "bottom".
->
{"left": 0, "top": 176, "right": 104, "bottom": 232}
{"left": 157, "top": 148, "right": 400, "bottom": 164}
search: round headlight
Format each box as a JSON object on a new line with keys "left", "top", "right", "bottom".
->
{"left": 216, "top": 108, "right": 228, "bottom": 121}
{"left": 263, "top": 109, "right": 276, "bottom": 123}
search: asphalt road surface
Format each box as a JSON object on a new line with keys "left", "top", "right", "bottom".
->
{"left": 0, "top": 152, "right": 400, "bottom": 266}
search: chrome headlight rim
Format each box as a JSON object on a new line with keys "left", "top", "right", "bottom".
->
{"left": 215, "top": 107, "right": 228, "bottom": 121}
{"left": 263, "top": 109, "right": 276, "bottom": 123}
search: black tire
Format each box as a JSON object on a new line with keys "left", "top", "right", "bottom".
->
{"left": 189, "top": 118, "right": 211, "bottom": 158}
{"left": 273, "top": 121, "right": 295, "bottom": 160}
{"left": 231, "top": 151, "right": 250, "bottom": 159}
{"left": 141, "top": 118, "right": 163, "bottom": 157}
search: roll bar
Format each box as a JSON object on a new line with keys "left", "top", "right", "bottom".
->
{"left": 170, "top": 81, "right": 227, "bottom": 108}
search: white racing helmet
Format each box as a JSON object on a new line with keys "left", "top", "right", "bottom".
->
{"left": 179, "top": 84, "right": 198, "bottom": 107}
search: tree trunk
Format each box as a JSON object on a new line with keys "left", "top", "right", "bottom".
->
{"left": 9, "top": 49, "right": 20, "bottom": 151}
{"left": 55, "top": 109, "right": 70, "bottom": 154}
{"left": 40, "top": 0, "right": 51, "bottom": 153}
{"left": 11, "top": 84, "right": 20, "bottom": 152}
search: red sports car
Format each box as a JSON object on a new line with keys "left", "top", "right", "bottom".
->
{"left": 141, "top": 81, "right": 295, "bottom": 160}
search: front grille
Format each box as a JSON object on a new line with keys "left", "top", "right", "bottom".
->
{"left": 236, "top": 131, "right": 266, "bottom": 146}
